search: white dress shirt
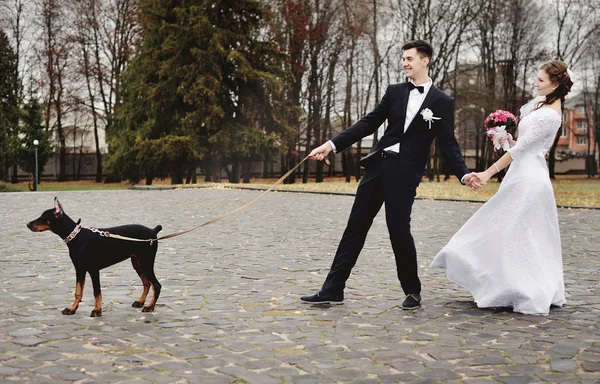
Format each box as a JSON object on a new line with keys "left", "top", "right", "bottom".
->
{"left": 383, "top": 79, "right": 433, "bottom": 153}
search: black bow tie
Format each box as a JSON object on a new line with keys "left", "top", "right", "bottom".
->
{"left": 408, "top": 83, "right": 424, "bottom": 93}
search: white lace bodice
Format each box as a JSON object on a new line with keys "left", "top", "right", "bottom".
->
{"left": 508, "top": 106, "right": 562, "bottom": 160}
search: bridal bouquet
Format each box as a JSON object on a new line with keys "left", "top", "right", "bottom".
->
{"left": 484, "top": 110, "right": 517, "bottom": 151}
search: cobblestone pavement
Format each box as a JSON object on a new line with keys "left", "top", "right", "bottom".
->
{"left": 1, "top": 188, "right": 599, "bottom": 384}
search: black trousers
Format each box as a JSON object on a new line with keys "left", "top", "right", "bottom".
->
{"left": 321, "top": 154, "right": 420, "bottom": 296}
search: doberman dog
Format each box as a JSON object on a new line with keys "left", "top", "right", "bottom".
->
{"left": 26, "top": 197, "right": 163, "bottom": 317}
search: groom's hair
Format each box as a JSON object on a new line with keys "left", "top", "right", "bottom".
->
{"left": 402, "top": 40, "right": 434, "bottom": 66}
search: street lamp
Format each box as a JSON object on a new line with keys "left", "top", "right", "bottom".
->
{"left": 33, "top": 139, "right": 39, "bottom": 192}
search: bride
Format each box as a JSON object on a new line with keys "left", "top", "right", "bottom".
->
{"left": 430, "top": 60, "right": 573, "bottom": 315}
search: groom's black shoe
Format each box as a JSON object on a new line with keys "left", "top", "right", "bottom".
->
{"left": 300, "top": 292, "right": 344, "bottom": 305}
{"left": 401, "top": 293, "right": 421, "bottom": 310}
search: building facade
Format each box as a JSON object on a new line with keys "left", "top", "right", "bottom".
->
{"left": 559, "top": 93, "right": 596, "bottom": 158}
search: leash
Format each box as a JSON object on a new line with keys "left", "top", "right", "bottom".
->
{"left": 104, "top": 156, "right": 327, "bottom": 244}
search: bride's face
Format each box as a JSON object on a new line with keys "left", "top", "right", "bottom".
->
{"left": 535, "top": 69, "right": 557, "bottom": 96}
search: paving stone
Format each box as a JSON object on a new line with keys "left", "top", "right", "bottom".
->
{"left": 495, "top": 377, "right": 537, "bottom": 384}
{"left": 581, "top": 360, "right": 600, "bottom": 372}
{"left": 4, "top": 358, "right": 43, "bottom": 369}
{"left": 458, "top": 366, "right": 506, "bottom": 377}
{"left": 289, "top": 374, "right": 336, "bottom": 383}
{"left": 12, "top": 336, "right": 45, "bottom": 346}
{"left": 8, "top": 328, "right": 44, "bottom": 338}
{"left": 503, "top": 365, "right": 546, "bottom": 375}
{"left": 549, "top": 359, "right": 578, "bottom": 372}
{"left": 55, "top": 369, "right": 89, "bottom": 381}
{"left": 546, "top": 344, "right": 581, "bottom": 359}
{"left": 217, "top": 364, "right": 281, "bottom": 384}
{"left": 30, "top": 351, "right": 64, "bottom": 361}
{"left": 187, "top": 375, "right": 235, "bottom": 384}
{"left": 0, "top": 367, "right": 21, "bottom": 375}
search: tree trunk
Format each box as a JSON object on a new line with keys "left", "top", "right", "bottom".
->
{"left": 203, "top": 158, "right": 212, "bottom": 182}
{"left": 95, "top": 151, "right": 102, "bottom": 182}
{"left": 211, "top": 155, "right": 221, "bottom": 183}
{"left": 170, "top": 164, "right": 183, "bottom": 185}
{"left": 11, "top": 164, "right": 18, "bottom": 184}
{"left": 243, "top": 160, "right": 251, "bottom": 183}
{"left": 59, "top": 146, "right": 66, "bottom": 181}
{"left": 191, "top": 160, "right": 197, "bottom": 184}
{"left": 230, "top": 161, "right": 241, "bottom": 183}
{"left": 316, "top": 161, "right": 323, "bottom": 183}
{"left": 343, "top": 151, "right": 351, "bottom": 183}
{"left": 284, "top": 152, "right": 296, "bottom": 184}
{"left": 77, "top": 152, "right": 84, "bottom": 181}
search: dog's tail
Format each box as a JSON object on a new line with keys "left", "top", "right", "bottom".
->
{"left": 152, "top": 225, "right": 163, "bottom": 235}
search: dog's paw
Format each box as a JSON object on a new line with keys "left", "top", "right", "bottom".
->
{"left": 62, "top": 308, "right": 77, "bottom": 315}
{"left": 132, "top": 301, "right": 144, "bottom": 308}
{"left": 142, "top": 306, "right": 155, "bottom": 313}
{"left": 90, "top": 309, "right": 102, "bottom": 317}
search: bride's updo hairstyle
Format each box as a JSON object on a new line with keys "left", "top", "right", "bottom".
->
{"left": 538, "top": 60, "right": 573, "bottom": 108}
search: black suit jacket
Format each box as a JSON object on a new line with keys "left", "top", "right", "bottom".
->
{"left": 331, "top": 82, "right": 469, "bottom": 185}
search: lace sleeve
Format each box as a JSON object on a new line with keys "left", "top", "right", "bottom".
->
{"left": 507, "top": 109, "right": 560, "bottom": 160}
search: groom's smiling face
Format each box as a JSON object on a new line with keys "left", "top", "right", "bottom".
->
{"left": 402, "top": 48, "right": 429, "bottom": 81}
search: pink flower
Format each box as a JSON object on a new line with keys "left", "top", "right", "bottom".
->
{"left": 484, "top": 109, "right": 517, "bottom": 129}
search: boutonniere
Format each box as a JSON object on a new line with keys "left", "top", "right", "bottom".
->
{"left": 420, "top": 108, "right": 441, "bottom": 129}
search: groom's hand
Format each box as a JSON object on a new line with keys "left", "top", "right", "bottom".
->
{"left": 465, "top": 172, "right": 483, "bottom": 190}
{"left": 463, "top": 172, "right": 476, "bottom": 186}
{"left": 309, "top": 142, "right": 333, "bottom": 161}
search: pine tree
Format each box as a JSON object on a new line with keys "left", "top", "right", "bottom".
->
{"left": 109, "top": 0, "right": 295, "bottom": 184}
{"left": 0, "top": 30, "right": 20, "bottom": 181}
{"left": 17, "top": 94, "right": 52, "bottom": 178}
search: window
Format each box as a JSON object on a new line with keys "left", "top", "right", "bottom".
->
{"left": 560, "top": 125, "right": 567, "bottom": 137}
{"left": 576, "top": 119, "right": 587, "bottom": 133}
{"left": 577, "top": 105, "right": 585, "bottom": 114}
{"left": 577, "top": 136, "right": 587, "bottom": 145}
{"left": 562, "top": 112, "right": 567, "bottom": 122}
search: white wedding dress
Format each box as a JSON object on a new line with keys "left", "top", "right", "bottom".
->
{"left": 430, "top": 100, "right": 565, "bottom": 315}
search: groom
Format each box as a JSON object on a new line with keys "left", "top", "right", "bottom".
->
{"left": 302, "top": 40, "right": 473, "bottom": 309}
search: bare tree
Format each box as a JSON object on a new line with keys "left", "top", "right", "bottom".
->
{"left": 302, "top": 0, "right": 341, "bottom": 183}
{"left": 37, "top": 0, "right": 72, "bottom": 181}
{"left": 72, "top": 0, "right": 140, "bottom": 182}
{"left": 1, "top": 0, "right": 33, "bottom": 181}
{"left": 0, "top": 0, "right": 30, "bottom": 99}
{"left": 582, "top": 31, "right": 600, "bottom": 177}
{"left": 270, "top": 0, "right": 311, "bottom": 184}
{"left": 548, "top": 0, "right": 600, "bottom": 178}
{"left": 497, "top": 0, "right": 546, "bottom": 113}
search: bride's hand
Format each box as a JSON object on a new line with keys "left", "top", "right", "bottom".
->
{"left": 499, "top": 133, "right": 515, "bottom": 148}
{"left": 474, "top": 171, "right": 491, "bottom": 187}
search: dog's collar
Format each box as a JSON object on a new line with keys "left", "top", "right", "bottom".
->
{"left": 64, "top": 223, "right": 82, "bottom": 244}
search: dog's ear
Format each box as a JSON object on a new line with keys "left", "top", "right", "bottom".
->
{"left": 54, "top": 197, "right": 64, "bottom": 218}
